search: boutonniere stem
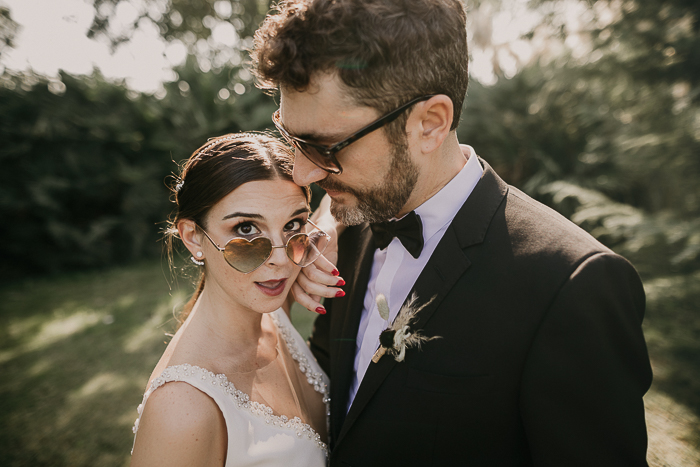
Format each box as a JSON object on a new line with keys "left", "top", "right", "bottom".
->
{"left": 371, "top": 292, "right": 440, "bottom": 363}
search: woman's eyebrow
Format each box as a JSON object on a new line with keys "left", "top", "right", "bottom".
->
{"left": 291, "top": 207, "right": 311, "bottom": 217}
{"left": 222, "top": 212, "right": 263, "bottom": 221}
{"left": 222, "top": 206, "right": 309, "bottom": 221}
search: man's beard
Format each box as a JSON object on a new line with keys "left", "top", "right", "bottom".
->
{"left": 317, "top": 141, "right": 419, "bottom": 225}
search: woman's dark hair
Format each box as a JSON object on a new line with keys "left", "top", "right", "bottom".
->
{"left": 165, "top": 132, "right": 310, "bottom": 324}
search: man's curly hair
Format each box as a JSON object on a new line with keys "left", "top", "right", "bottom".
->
{"left": 251, "top": 0, "right": 469, "bottom": 138}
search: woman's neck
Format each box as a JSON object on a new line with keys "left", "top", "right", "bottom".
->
{"left": 177, "top": 285, "right": 278, "bottom": 368}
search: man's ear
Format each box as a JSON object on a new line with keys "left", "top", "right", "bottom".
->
{"left": 178, "top": 219, "right": 205, "bottom": 259}
{"left": 413, "top": 95, "right": 453, "bottom": 154}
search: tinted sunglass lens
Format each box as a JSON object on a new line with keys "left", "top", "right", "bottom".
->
{"left": 302, "top": 231, "right": 330, "bottom": 266}
{"left": 221, "top": 229, "right": 329, "bottom": 272}
{"left": 285, "top": 231, "right": 330, "bottom": 267}
{"left": 309, "top": 231, "right": 330, "bottom": 260}
{"left": 298, "top": 144, "right": 340, "bottom": 173}
{"left": 298, "top": 144, "right": 324, "bottom": 166}
{"left": 224, "top": 237, "right": 272, "bottom": 273}
{"left": 287, "top": 234, "right": 311, "bottom": 265}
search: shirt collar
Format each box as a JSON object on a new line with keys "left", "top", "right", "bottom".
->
{"left": 414, "top": 145, "right": 483, "bottom": 244}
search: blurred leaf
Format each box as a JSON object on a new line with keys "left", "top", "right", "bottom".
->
{"left": 0, "top": 56, "right": 275, "bottom": 280}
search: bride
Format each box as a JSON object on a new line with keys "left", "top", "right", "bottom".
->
{"left": 130, "top": 133, "right": 343, "bottom": 466}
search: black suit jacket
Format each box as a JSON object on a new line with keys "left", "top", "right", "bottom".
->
{"left": 309, "top": 159, "right": 652, "bottom": 466}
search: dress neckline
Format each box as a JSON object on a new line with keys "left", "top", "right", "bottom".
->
{"left": 132, "top": 310, "right": 330, "bottom": 454}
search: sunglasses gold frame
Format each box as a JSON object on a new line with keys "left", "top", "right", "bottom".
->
{"left": 197, "top": 220, "right": 330, "bottom": 274}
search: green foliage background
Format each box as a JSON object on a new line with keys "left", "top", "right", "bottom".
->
{"left": 0, "top": 58, "right": 278, "bottom": 278}
{"left": 1, "top": 0, "right": 698, "bottom": 281}
{"left": 0, "top": 0, "right": 699, "bottom": 464}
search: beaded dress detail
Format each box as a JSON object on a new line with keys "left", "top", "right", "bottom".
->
{"left": 132, "top": 309, "right": 330, "bottom": 467}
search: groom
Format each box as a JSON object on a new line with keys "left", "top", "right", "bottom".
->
{"left": 252, "top": 0, "right": 652, "bottom": 465}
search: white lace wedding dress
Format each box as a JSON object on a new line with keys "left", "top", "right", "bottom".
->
{"left": 132, "top": 309, "right": 330, "bottom": 466}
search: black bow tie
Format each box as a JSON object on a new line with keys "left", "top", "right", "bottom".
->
{"left": 370, "top": 211, "right": 424, "bottom": 259}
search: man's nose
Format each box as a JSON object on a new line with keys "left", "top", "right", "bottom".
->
{"left": 293, "top": 148, "right": 329, "bottom": 187}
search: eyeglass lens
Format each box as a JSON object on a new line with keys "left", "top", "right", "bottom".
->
{"left": 296, "top": 144, "right": 337, "bottom": 172}
{"left": 222, "top": 230, "right": 329, "bottom": 273}
{"left": 276, "top": 131, "right": 336, "bottom": 173}
{"left": 273, "top": 111, "right": 340, "bottom": 173}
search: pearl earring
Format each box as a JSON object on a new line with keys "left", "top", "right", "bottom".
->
{"left": 190, "top": 254, "right": 204, "bottom": 266}
{"left": 196, "top": 251, "right": 203, "bottom": 258}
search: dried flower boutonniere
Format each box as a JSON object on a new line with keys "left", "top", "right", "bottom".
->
{"left": 371, "top": 292, "right": 440, "bottom": 363}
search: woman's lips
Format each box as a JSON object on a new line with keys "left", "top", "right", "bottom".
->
{"left": 255, "top": 278, "right": 287, "bottom": 297}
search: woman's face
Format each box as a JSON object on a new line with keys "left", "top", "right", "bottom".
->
{"left": 199, "top": 178, "right": 310, "bottom": 315}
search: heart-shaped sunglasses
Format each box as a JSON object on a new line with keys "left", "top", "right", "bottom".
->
{"left": 197, "top": 220, "right": 330, "bottom": 274}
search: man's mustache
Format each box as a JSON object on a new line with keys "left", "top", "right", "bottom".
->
{"left": 317, "top": 178, "right": 357, "bottom": 196}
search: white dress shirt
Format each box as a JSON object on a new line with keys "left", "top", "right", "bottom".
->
{"left": 347, "top": 145, "right": 483, "bottom": 412}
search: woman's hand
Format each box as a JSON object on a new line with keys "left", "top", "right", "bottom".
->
{"left": 292, "top": 253, "right": 343, "bottom": 315}
{"left": 292, "top": 194, "right": 345, "bottom": 314}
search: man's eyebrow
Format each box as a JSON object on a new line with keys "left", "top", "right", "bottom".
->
{"left": 279, "top": 117, "right": 348, "bottom": 143}
{"left": 292, "top": 129, "right": 348, "bottom": 143}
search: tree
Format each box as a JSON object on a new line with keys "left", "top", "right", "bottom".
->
{"left": 87, "top": 0, "right": 271, "bottom": 54}
{"left": 458, "top": 0, "right": 700, "bottom": 272}
{"left": 0, "top": 56, "right": 276, "bottom": 280}
{"left": 0, "top": 6, "right": 18, "bottom": 58}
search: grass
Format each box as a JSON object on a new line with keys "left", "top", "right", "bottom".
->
{"left": 0, "top": 260, "right": 318, "bottom": 467}
{"left": 642, "top": 271, "right": 700, "bottom": 466}
{"left": 0, "top": 260, "right": 698, "bottom": 466}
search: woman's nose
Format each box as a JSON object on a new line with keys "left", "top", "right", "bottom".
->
{"left": 266, "top": 244, "right": 290, "bottom": 266}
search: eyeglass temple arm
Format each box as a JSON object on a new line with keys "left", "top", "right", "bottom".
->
{"left": 327, "top": 94, "right": 437, "bottom": 154}
{"left": 197, "top": 227, "right": 226, "bottom": 252}
{"left": 307, "top": 219, "right": 331, "bottom": 239}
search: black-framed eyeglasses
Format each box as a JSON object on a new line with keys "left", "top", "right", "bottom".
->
{"left": 198, "top": 220, "right": 330, "bottom": 274}
{"left": 272, "top": 94, "right": 436, "bottom": 175}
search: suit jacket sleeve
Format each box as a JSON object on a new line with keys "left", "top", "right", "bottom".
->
{"left": 309, "top": 305, "right": 332, "bottom": 376}
{"left": 520, "top": 252, "right": 652, "bottom": 466}
{"left": 309, "top": 223, "right": 366, "bottom": 378}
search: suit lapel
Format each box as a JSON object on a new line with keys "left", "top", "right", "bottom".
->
{"left": 329, "top": 223, "right": 375, "bottom": 441}
{"left": 336, "top": 226, "right": 471, "bottom": 446}
{"left": 334, "top": 158, "right": 509, "bottom": 448}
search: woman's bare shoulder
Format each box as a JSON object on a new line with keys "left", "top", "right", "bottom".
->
{"left": 131, "top": 381, "right": 227, "bottom": 467}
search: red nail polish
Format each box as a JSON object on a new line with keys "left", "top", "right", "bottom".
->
{"left": 336, "top": 279, "right": 346, "bottom": 286}
{"left": 315, "top": 307, "right": 326, "bottom": 314}
{"left": 332, "top": 269, "right": 340, "bottom": 276}
{"left": 335, "top": 290, "right": 345, "bottom": 298}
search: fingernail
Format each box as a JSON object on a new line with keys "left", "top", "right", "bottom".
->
{"left": 332, "top": 269, "right": 340, "bottom": 276}
{"left": 335, "top": 290, "right": 345, "bottom": 298}
{"left": 336, "top": 279, "right": 346, "bottom": 286}
{"left": 315, "top": 307, "right": 326, "bottom": 314}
